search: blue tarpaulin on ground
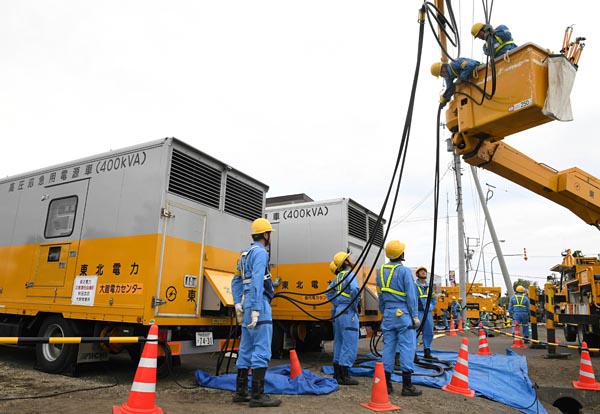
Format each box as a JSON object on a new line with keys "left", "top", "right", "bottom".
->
{"left": 195, "top": 365, "right": 339, "bottom": 395}
{"left": 320, "top": 349, "right": 546, "bottom": 414}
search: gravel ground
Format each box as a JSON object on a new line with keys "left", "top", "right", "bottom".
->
{"left": 1, "top": 326, "right": 599, "bottom": 414}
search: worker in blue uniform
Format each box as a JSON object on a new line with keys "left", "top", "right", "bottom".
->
{"left": 376, "top": 240, "right": 421, "bottom": 396}
{"left": 471, "top": 23, "right": 517, "bottom": 58}
{"left": 508, "top": 285, "right": 531, "bottom": 343}
{"left": 430, "top": 58, "right": 480, "bottom": 107}
{"left": 479, "top": 306, "right": 493, "bottom": 337}
{"left": 450, "top": 296, "right": 461, "bottom": 329}
{"left": 231, "top": 218, "right": 281, "bottom": 407}
{"left": 326, "top": 251, "right": 360, "bottom": 385}
{"left": 414, "top": 266, "right": 437, "bottom": 360}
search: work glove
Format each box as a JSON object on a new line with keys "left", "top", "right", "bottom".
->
{"left": 247, "top": 310, "right": 260, "bottom": 329}
{"left": 412, "top": 316, "right": 421, "bottom": 329}
{"left": 234, "top": 303, "right": 244, "bottom": 324}
{"left": 439, "top": 96, "right": 448, "bottom": 109}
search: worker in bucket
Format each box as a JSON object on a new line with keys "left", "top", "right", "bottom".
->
{"left": 471, "top": 22, "right": 517, "bottom": 58}
{"left": 376, "top": 240, "right": 421, "bottom": 396}
{"left": 430, "top": 58, "right": 480, "bottom": 108}
{"left": 414, "top": 266, "right": 437, "bottom": 360}
{"left": 509, "top": 285, "right": 531, "bottom": 343}
{"left": 326, "top": 251, "right": 360, "bottom": 385}
{"left": 231, "top": 218, "right": 281, "bottom": 407}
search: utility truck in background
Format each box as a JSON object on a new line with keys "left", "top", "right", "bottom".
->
{"left": 265, "top": 195, "right": 384, "bottom": 357}
{"left": 0, "top": 138, "right": 268, "bottom": 374}
{"left": 435, "top": 283, "right": 504, "bottom": 326}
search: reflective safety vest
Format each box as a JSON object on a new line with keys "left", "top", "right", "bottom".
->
{"left": 415, "top": 282, "right": 429, "bottom": 311}
{"left": 335, "top": 270, "right": 351, "bottom": 298}
{"left": 494, "top": 35, "right": 515, "bottom": 55}
{"left": 240, "top": 245, "right": 274, "bottom": 300}
{"left": 513, "top": 294, "right": 527, "bottom": 308}
{"left": 378, "top": 264, "right": 407, "bottom": 297}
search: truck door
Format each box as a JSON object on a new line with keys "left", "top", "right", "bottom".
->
{"left": 28, "top": 180, "right": 89, "bottom": 295}
{"left": 156, "top": 201, "right": 206, "bottom": 317}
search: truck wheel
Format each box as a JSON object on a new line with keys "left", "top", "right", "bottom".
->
{"left": 564, "top": 325, "right": 577, "bottom": 342}
{"left": 35, "top": 315, "right": 79, "bottom": 374}
{"left": 582, "top": 332, "right": 600, "bottom": 356}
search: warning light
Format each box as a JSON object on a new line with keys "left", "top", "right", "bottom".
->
{"left": 523, "top": 248, "right": 528, "bottom": 261}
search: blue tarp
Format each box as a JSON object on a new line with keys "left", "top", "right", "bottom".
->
{"left": 195, "top": 365, "right": 338, "bottom": 395}
{"left": 320, "top": 349, "right": 546, "bottom": 414}
{"left": 195, "top": 349, "right": 546, "bottom": 414}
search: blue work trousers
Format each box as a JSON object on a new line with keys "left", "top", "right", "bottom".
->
{"left": 236, "top": 297, "right": 273, "bottom": 369}
{"left": 382, "top": 308, "right": 415, "bottom": 373}
{"left": 332, "top": 307, "right": 359, "bottom": 367}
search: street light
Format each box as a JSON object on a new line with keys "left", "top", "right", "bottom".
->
{"left": 482, "top": 240, "right": 505, "bottom": 286}
{"left": 490, "top": 253, "right": 524, "bottom": 288}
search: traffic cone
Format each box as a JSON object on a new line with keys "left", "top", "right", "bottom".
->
{"left": 457, "top": 317, "right": 464, "bottom": 333}
{"left": 289, "top": 349, "right": 302, "bottom": 379}
{"left": 511, "top": 322, "right": 527, "bottom": 349}
{"left": 360, "top": 362, "right": 400, "bottom": 412}
{"left": 442, "top": 337, "right": 475, "bottom": 397}
{"left": 477, "top": 325, "right": 492, "bottom": 356}
{"left": 113, "top": 324, "right": 164, "bottom": 414}
{"left": 449, "top": 315, "right": 457, "bottom": 336}
{"left": 572, "top": 342, "right": 600, "bottom": 390}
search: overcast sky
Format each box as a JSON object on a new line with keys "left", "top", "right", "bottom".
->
{"left": 2, "top": 1, "right": 598, "bottom": 294}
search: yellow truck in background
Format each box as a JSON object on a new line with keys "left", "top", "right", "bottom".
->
{"left": 265, "top": 195, "right": 383, "bottom": 356}
{"left": 434, "top": 283, "right": 504, "bottom": 325}
{"left": 0, "top": 138, "right": 268, "bottom": 374}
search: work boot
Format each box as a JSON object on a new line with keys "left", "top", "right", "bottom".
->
{"left": 401, "top": 372, "right": 422, "bottom": 397}
{"left": 337, "top": 365, "right": 359, "bottom": 385}
{"left": 333, "top": 363, "right": 341, "bottom": 382}
{"left": 232, "top": 368, "right": 250, "bottom": 403}
{"left": 424, "top": 348, "right": 432, "bottom": 359}
{"left": 385, "top": 371, "right": 394, "bottom": 395}
{"left": 249, "top": 367, "right": 282, "bottom": 408}
{"left": 413, "top": 353, "right": 419, "bottom": 363}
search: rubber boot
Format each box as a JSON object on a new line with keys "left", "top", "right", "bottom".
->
{"left": 385, "top": 371, "right": 394, "bottom": 395}
{"left": 249, "top": 367, "right": 282, "bottom": 408}
{"left": 232, "top": 368, "right": 250, "bottom": 403}
{"left": 333, "top": 363, "right": 341, "bottom": 382}
{"left": 337, "top": 365, "right": 359, "bottom": 385}
{"left": 401, "top": 372, "right": 422, "bottom": 396}
{"left": 424, "top": 348, "right": 432, "bottom": 359}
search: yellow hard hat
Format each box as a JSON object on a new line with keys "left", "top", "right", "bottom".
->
{"left": 430, "top": 62, "right": 443, "bottom": 77}
{"left": 329, "top": 261, "right": 338, "bottom": 274}
{"left": 251, "top": 218, "right": 273, "bottom": 235}
{"left": 333, "top": 251, "right": 351, "bottom": 272}
{"left": 452, "top": 296, "right": 457, "bottom": 300}
{"left": 516, "top": 285, "right": 526, "bottom": 293}
{"left": 481, "top": 307, "right": 487, "bottom": 311}
{"left": 416, "top": 265, "right": 428, "bottom": 274}
{"left": 471, "top": 22, "right": 485, "bottom": 37}
{"left": 385, "top": 240, "right": 406, "bottom": 260}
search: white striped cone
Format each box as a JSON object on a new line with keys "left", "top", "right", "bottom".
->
{"left": 573, "top": 342, "right": 600, "bottom": 390}
{"left": 477, "top": 328, "right": 492, "bottom": 356}
{"left": 113, "top": 324, "right": 164, "bottom": 414}
{"left": 442, "top": 337, "right": 475, "bottom": 397}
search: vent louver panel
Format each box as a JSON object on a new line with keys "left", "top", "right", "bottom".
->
{"left": 225, "top": 176, "right": 263, "bottom": 221}
{"left": 168, "top": 149, "right": 221, "bottom": 209}
{"left": 368, "top": 216, "right": 384, "bottom": 246}
{"left": 348, "top": 205, "right": 367, "bottom": 241}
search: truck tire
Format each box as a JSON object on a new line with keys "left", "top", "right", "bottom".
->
{"left": 564, "top": 324, "right": 577, "bottom": 342}
{"left": 35, "top": 315, "right": 79, "bottom": 374}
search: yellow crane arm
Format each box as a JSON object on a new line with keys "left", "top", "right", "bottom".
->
{"left": 464, "top": 140, "right": 600, "bottom": 228}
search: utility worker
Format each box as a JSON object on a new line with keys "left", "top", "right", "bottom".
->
{"left": 479, "top": 306, "right": 492, "bottom": 336}
{"left": 450, "top": 296, "right": 460, "bottom": 329}
{"left": 326, "top": 251, "right": 360, "bottom": 385}
{"left": 430, "top": 58, "right": 480, "bottom": 107}
{"left": 509, "top": 285, "right": 531, "bottom": 343}
{"left": 231, "top": 218, "right": 281, "bottom": 407}
{"left": 471, "top": 22, "right": 517, "bottom": 58}
{"left": 376, "top": 240, "right": 421, "bottom": 397}
{"left": 414, "top": 266, "right": 436, "bottom": 360}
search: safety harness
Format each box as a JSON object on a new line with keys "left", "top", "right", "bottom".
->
{"left": 513, "top": 294, "right": 527, "bottom": 308}
{"left": 240, "top": 245, "right": 274, "bottom": 301}
{"left": 336, "top": 270, "right": 351, "bottom": 298}
{"left": 415, "top": 281, "right": 429, "bottom": 311}
{"left": 378, "top": 264, "right": 407, "bottom": 297}
{"left": 493, "top": 35, "right": 515, "bottom": 55}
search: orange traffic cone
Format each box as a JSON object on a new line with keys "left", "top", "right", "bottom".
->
{"left": 511, "top": 322, "right": 527, "bottom": 349}
{"left": 442, "top": 337, "right": 475, "bottom": 397}
{"left": 449, "top": 315, "right": 457, "bottom": 336}
{"left": 573, "top": 342, "right": 600, "bottom": 390}
{"left": 113, "top": 324, "right": 164, "bottom": 414}
{"left": 289, "top": 349, "right": 302, "bottom": 379}
{"left": 360, "top": 362, "right": 400, "bottom": 412}
{"left": 457, "top": 317, "right": 464, "bottom": 333}
{"left": 477, "top": 325, "right": 492, "bottom": 356}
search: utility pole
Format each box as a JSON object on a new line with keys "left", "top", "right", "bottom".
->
{"left": 470, "top": 166, "right": 515, "bottom": 298}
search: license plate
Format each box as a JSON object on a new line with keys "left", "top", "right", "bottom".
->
{"left": 195, "top": 332, "right": 214, "bottom": 346}
{"left": 359, "top": 326, "right": 367, "bottom": 337}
